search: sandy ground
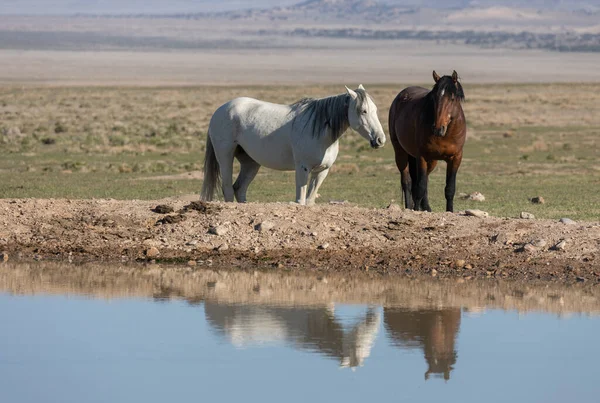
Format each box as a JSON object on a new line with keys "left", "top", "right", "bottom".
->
{"left": 2, "top": 41, "right": 600, "bottom": 85}
{"left": 0, "top": 196, "right": 598, "bottom": 284}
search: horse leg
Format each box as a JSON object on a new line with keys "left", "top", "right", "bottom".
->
{"left": 391, "top": 131, "right": 413, "bottom": 209}
{"left": 445, "top": 153, "right": 463, "bottom": 212}
{"left": 233, "top": 147, "right": 260, "bottom": 203}
{"left": 306, "top": 168, "right": 329, "bottom": 206}
{"left": 408, "top": 155, "right": 418, "bottom": 209}
{"left": 413, "top": 156, "right": 430, "bottom": 212}
{"left": 295, "top": 163, "right": 310, "bottom": 205}
{"left": 419, "top": 160, "right": 437, "bottom": 211}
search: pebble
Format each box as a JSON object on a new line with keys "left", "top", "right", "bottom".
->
{"left": 520, "top": 212, "right": 535, "bottom": 219}
{"left": 530, "top": 196, "right": 545, "bottom": 204}
{"left": 465, "top": 209, "right": 489, "bottom": 218}
{"left": 318, "top": 243, "right": 330, "bottom": 250}
{"left": 187, "top": 260, "right": 197, "bottom": 267}
{"left": 209, "top": 225, "right": 229, "bottom": 236}
{"left": 216, "top": 243, "right": 229, "bottom": 252}
{"left": 430, "top": 269, "right": 438, "bottom": 277}
{"left": 523, "top": 243, "right": 537, "bottom": 253}
{"left": 464, "top": 264, "right": 473, "bottom": 270}
{"left": 145, "top": 247, "right": 160, "bottom": 258}
{"left": 185, "top": 240, "right": 198, "bottom": 246}
{"left": 387, "top": 203, "right": 402, "bottom": 210}
{"left": 255, "top": 221, "right": 274, "bottom": 232}
{"left": 469, "top": 192, "right": 485, "bottom": 202}
{"left": 0, "top": 252, "right": 7, "bottom": 262}
{"left": 559, "top": 218, "right": 576, "bottom": 225}
{"left": 553, "top": 239, "right": 567, "bottom": 251}
{"left": 455, "top": 259, "right": 466, "bottom": 269}
{"left": 530, "top": 239, "right": 547, "bottom": 248}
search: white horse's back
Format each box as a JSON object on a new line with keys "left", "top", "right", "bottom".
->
{"left": 209, "top": 97, "right": 295, "bottom": 170}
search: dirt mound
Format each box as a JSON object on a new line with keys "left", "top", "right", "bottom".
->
{"left": 0, "top": 198, "right": 598, "bottom": 284}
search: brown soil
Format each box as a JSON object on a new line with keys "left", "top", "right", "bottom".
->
{"left": 0, "top": 197, "right": 598, "bottom": 284}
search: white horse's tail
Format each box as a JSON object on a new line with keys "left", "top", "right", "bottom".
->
{"left": 201, "top": 132, "right": 220, "bottom": 201}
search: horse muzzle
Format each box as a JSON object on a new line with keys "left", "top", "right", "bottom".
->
{"left": 434, "top": 126, "right": 447, "bottom": 137}
{"left": 370, "top": 136, "right": 385, "bottom": 149}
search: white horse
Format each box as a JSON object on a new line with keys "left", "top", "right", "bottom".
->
{"left": 201, "top": 85, "right": 386, "bottom": 205}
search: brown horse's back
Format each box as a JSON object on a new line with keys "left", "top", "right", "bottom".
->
{"left": 389, "top": 86, "right": 429, "bottom": 156}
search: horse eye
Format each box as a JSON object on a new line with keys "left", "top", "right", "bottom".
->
{"left": 362, "top": 110, "right": 367, "bottom": 114}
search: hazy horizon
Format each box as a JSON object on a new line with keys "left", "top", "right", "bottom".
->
{"left": 2, "top": 0, "right": 599, "bottom": 15}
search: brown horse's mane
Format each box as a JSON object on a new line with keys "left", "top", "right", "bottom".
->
{"left": 422, "top": 76, "right": 465, "bottom": 126}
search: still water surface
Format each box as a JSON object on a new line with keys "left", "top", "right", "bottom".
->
{"left": 1, "top": 266, "right": 599, "bottom": 403}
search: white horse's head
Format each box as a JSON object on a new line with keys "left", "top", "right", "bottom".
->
{"left": 345, "top": 85, "right": 386, "bottom": 149}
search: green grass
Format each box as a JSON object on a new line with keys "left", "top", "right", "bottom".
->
{"left": 0, "top": 84, "right": 598, "bottom": 221}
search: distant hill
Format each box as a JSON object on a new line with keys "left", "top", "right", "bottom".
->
{"left": 2, "top": 0, "right": 600, "bottom": 15}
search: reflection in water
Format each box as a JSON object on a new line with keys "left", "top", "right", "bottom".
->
{"left": 384, "top": 308, "right": 461, "bottom": 380}
{"left": 204, "top": 303, "right": 381, "bottom": 368}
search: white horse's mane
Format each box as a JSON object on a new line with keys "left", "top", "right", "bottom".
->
{"left": 290, "top": 89, "right": 369, "bottom": 141}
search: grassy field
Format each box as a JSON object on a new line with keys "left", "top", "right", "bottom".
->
{"left": 0, "top": 84, "right": 598, "bottom": 220}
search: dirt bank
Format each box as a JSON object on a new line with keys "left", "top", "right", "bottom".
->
{"left": 0, "top": 197, "right": 598, "bottom": 284}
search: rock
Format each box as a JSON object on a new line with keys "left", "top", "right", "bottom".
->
{"left": 187, "top": 260, "right": 197, "bottom": 266}
{"left": 311, "top": 231, "right": 318, "bottom": 237}
{"left": 465, "top": 209, "right": 489, "bottom": 218}
{"left": 185, "top": 240, "right": 198, "bottom": 246}
{"left": 318, "top": 243, "right": 330, "bottom": 250}
{"left": 530, "top": 239, "right": 547, "bottom": 248}
{"left": 576, "top": 276, "right": 586, "bottom": 283}
{"left": 209, "top": 225, "right": 229, "bottom": 236}
{"left": 152, "top": 204, "right": 174, "bottom": 214}
{"left": 559, "top": 218, "right": 576, "bottom": 225}
{"left": 530, "top": 196, "right": 545, "bottom": 204}
{"left": 387, "top": 202, "right": 402, "bottom": 210}
{"left": 464, "top": 264, "right": 473, "bottom": 270}
{"left": 468, "top": 192, "right": 486, "bottom": 202}
{"left": 145, "top": 247, "right": 160, "bottom": 258}
{"left": 520, "top": 212, "right": 535, "bottom": 219}
{"left": 255, "top": 221, "right": 274, "bottom": 232}
{"left": 455, "top": 259, "right": 466, "bottom": 269}
{"left": 216, "top": 243, "right": 229, "bottom": 252}
{"left": 0, "top": 252, "right": 8, "bottom": 262}
{"left": 430, "top": 269, "right": 438, "bottom": 277}
{"left": 522, "top": 243, "right": 537, "bottom": 253}
{"left": 503, "top": 131, "right": 514, "bottom": 138}
{"left": 553, "top": 239, "right": 567, "bottom": 251}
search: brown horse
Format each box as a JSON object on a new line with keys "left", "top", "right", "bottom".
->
{"left": 389, "top": 70, "right": 466, "bottom": 212}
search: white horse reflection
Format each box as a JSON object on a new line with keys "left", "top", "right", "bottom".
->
{"left": 204, "top": 303, "right": 381, "bottom": 368}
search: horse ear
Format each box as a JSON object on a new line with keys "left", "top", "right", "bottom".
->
{"left": 345, "top": 85, "right": 357, "bottom": 99}
{"left": 358, "top": 84, "right": 365, "bottom": 90}
{"left": 433, "top": 70, "right": 440, "bottom": 83}
{"left": 452, "top": 70, "right": 458, "bottom": 82}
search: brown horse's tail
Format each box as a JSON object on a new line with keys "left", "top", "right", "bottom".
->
{"left": 200, "top": 132, "right": 220, "bottom": 201}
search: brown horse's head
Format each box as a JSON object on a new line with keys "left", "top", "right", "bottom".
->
{"left": 430, "top": 70, "right": 465, "bottom": 137}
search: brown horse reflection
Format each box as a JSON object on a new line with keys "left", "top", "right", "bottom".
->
{"left": 204, "top": 303, "right": 380, "bottom": 368}
{"left": 384, "top": 308, "right": 461, "bottom": 380}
